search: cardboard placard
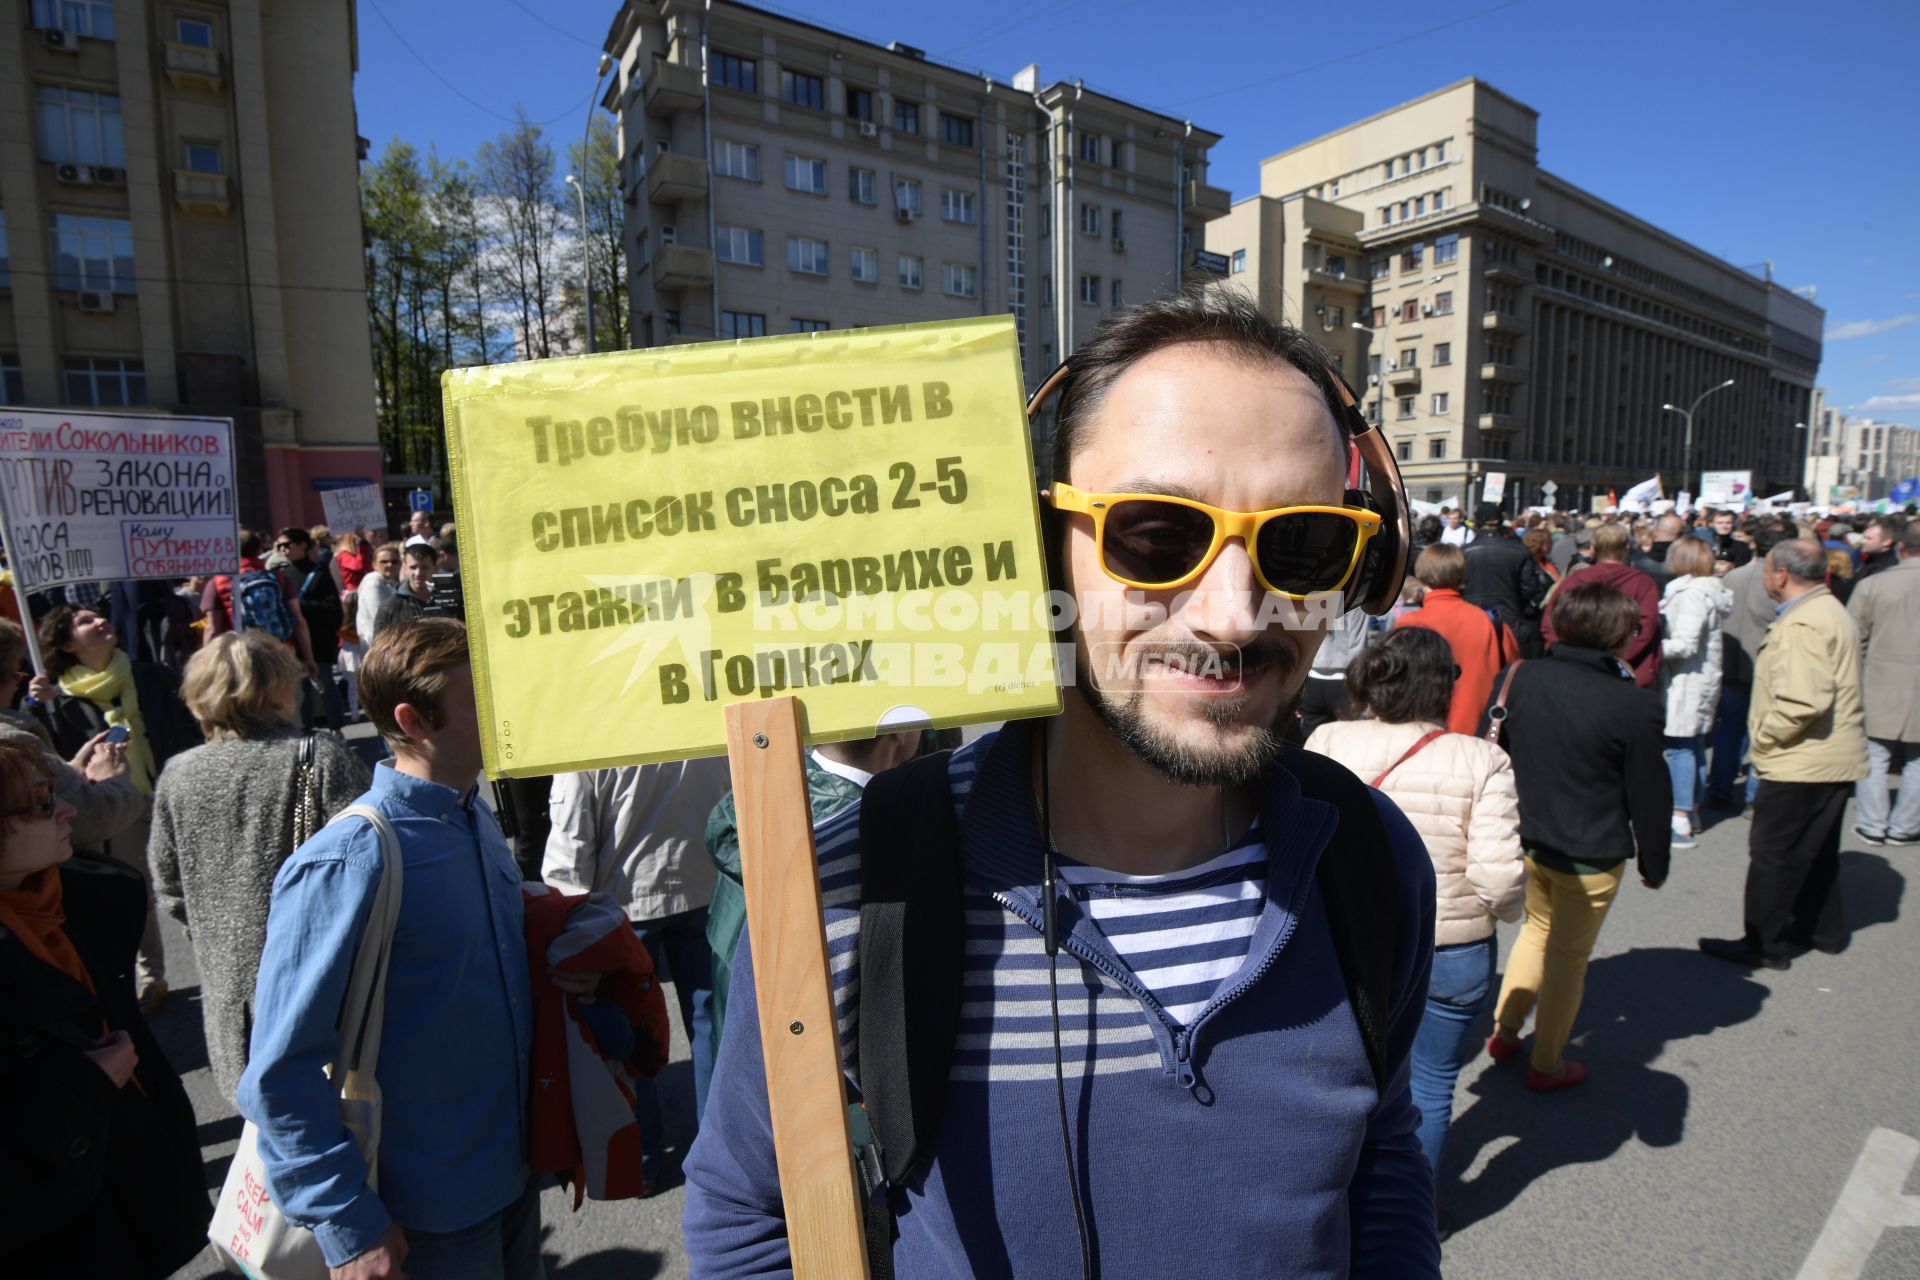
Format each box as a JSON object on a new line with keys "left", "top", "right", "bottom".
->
{"left": 444, "top": 316, "right": 1061, "bottom": 776}
{"left": 0, "top": 409, "right": 238, "bottom": 590}
{"left": 320, "top": 483, "right": 386, "bottom": 535}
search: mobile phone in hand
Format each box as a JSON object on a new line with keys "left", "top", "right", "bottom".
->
{"left": 106, "top": 725, "right": 131, "bottom": 745}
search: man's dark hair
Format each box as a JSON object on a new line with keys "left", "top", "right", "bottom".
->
{"left": 279, "top": 526, "right": 313, "bottom": 550}
{"left": 1751, "top": 517, "right": 1797, "bottom": 560}
{"left": 403, "top": 542, "right": 439, "bottom": 567}
{"left": 1867, "top": 513, "right": 1906, "bottom": 540}
{"left": 1769, "top": 539, "right": 1827, "bottom": 585}
{"left": 1550, "top": 579, "right": 1640, "bottom": 652}
{"left": 1345, "top": 627, "right": 1453, "bottom": 725}
{"left": 1902, "top": 523, "right": 1920, "bottom": 555}
{"left": 1046, "top": 284, "right": 1346, "bottom": 485}
{"left": 1416, "top": 514, "right": 1443, "bottom": 546}
{"left": 238, "top": 527, "right": 263, "bottom": 559}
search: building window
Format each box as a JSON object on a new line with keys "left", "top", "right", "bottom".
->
{"left": 1401, "top": 241, "right": 1424, "bottom": 271}
{"left": 893, "top": 98, "right": 920, "bottom": 133}
{"left": 1364, "top": 400, "right": 1380, "bottom": 425}
{"left": 1079, "top": 203, "right": 1100, "bottom": 236}
{"left": 1412, "top": 196, "right": 1425, "bottom": 217}
{"left": 34, "top": 86, "right": 125, "bottom": 167}
{"left": 940, "top": 189, "right": 975, "bottom": 224}
{"left": 1432, "top": 392, "right": 1449, "bottom": 415}
{"left": 1396, "top": 396, "right": 1415, "bottom": 419}
{"left": 780, "top": 68, "right": 824, "bottom": 110}
{"left": 845, "top": 87, "right": 874, "bottom": 123}
{"left": 30, "top": 0, "right": 113, "bottom": 38}
{"left": 1040, "top": 203, "right": 1050, "bottom": 237}
{"left": 49, "top": 214, "right": 134, "bottom": 293}
{"left": 1111, "top": 279, "right": 1123, "bottom": 306}
{"left": 1367, "top": 354, "right": 1382, "bottom": 377}
{"left": 787, "top": 237, "right": 829, "bottom": 275}
{"left": 174, "top": 15, "right": 214, "bottom": 46}
{"left": 1434, "top": 189, "right": 1449, "bottom": 212}
{"left": 714, "top": 139, "right": 760, "bottom": 181}
{"left": 0, "top": 353, "right": 20, "bottom": 403}
{"left": 711, "top": 51, "right": 757, "bottom": 93}
{"left": 1111, "top": 209, "right": 1124, "bottom": 245}
{"left": 1435, "top": 140, "right": 1447, "bottom": 163}
{"left": 1323, "top": 254, "right": 1347, "bottom": 278}
{"left": 1329, "top": 178, "right": 1339, "bottom": 197}
{"left": 715, "top": 225, "right": 763, "bottom": 265}
{"left": 789, "top": 318, "right": 829, "bottom": 333}
{"left": 1369, "top": 254, "right": 1391, "bottom": 280}
{"left": 1079, "top": 132, "right": 1102, "bottom": 164}
{"left": 899, "top": 254, "right": 923, "bottom": 289}
{"left": 1400, "top": 298, "right": 1419, "bottom": 323}
{"left": 851, "top": 246, "right": 878, "bottom": 283}
{"left": 1428, "top": 438, "right": 1447, "bottom": 460}
{"left": 1433, "top": 342, "right": 1451, "bottom": 365}
{"left": 1434, "top": 232, "right": 1458, "bottom": 265}
{"left": 849, "top": 167, "right": 875, "bottom": 204}
{"left": 783, "top": 154, "right": 826, "bottom": 195}
{"left": 1432, "top": 290, "right": 1453, "bottom": 316}
{"left": 182, "top": 141, "right": 221, "bottom": 173}
{"left": 1078, "top": 274, "right": 1100, "bottom": 305}
{"left": 720, "top": 311, "right": 767, "bottom": 339}
{"left": 1369, "top": 306, "right": 1385, "bottom": 328}
{"left": 1398, "top": 348, "right": 1417, "bottom": 369}
{"left": 1042, "top": 274, "right": 1052, "bottom": 306}
{"left": 1231, "top": 249, "right": 1246, "bottom": 274}
{"left": 1397, "top": 438, "right": 1412, "bottom": 461}
{"left": 943, "top": 263, "right": 977, "bottom": 298}
{"left": 1399, "top": 201, "right": 1410, "bottom": 221}
{"left": 939, "top": 114, "right": 975, "bottom": 148}
{"left": 1325, "top": 304, "right": 1345, "bottom": 328}
{"left": 62, "top": 356, "right": 144, "bottom": 406}
{"left": 893, "top": 177, "right": 921, "bottom": 216}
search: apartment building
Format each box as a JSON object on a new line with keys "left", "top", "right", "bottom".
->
{"left": 600, "top": 0, "right": 1230, "bottom": 392}
{"left": 0, "top": 0, "right": 377, "bottom": 529}
{"left": 1210, "top": 79, "right": 1823, "bottom": 513}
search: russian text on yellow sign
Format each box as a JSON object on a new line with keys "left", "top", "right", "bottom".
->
{"left": 444, "top": 315, "right": 1060, "bottom": 777}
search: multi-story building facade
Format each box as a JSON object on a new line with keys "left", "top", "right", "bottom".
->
{"left": 600, "top": 0, "right": 1229, "bottom": 394}
{"left": 0, "top": 0, "right": 377, "bottom": 529}
{"left": 1210, "top": 79, "right": 1823, "bottom": 513}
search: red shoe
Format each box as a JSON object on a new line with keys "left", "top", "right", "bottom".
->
{"left": 1486, "top": 1033, "right": 1521, "bottom": 1062}
{"left": 1525, "top": 1059, "right": 1588, "bottom": 1092}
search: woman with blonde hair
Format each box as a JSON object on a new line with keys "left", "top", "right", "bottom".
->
{"left": 1659, "top": 536, "right": 1733, "bottom": 848}
{"left": 146, "top": 631, "right": 369, "bottom": 1099}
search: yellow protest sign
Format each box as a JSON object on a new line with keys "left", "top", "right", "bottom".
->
{"left": 444, "top": 316, "right": 1061, "bottom": 777}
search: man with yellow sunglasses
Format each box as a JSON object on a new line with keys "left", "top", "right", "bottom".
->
{"left": 686, "top": 287, "right": 1440, "bottom": 1277}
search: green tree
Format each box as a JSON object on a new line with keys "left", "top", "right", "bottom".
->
{"left": 478, "top": 109, "right": 566, "bottom": 361}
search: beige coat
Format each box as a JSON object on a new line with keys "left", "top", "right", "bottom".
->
{"left": 1306, "top": 718, "right": 1526, "bottom": 946}
{"left": 1749, "top": 586, "right": 1868, "bottom": 783}
{"left": 1848, "top": 557, "right": 1920, "bottom": 743}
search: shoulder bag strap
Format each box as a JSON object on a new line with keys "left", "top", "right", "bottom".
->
{"left": 1369, "top": 729, "right": 1445, "bottom": 789}
{"left": 1484, "top": 660, "right": 1526, "bottom": 746}
{"left": 328, "top": 804, "right": 405, "bottom": 1079}
{"left": 855, "top": 750, "right": 963, "bottom": 1279}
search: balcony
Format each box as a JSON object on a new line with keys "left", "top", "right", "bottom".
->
{"left": 646, "top": 152, "right": 708, "bottom": 206}
{"left": 163, "top": 41, "right": 223, "bottom": 92}
{"left": 172, "top": 169, "right": 231, "bottom": 215}
{"left": 1482, "top": 310, "right": 1530, "bottom": 334}
{"left": 1184, "top": 180, "right": 1231, "bottom": 221}
{"left": 1478, "top": 413, "right": 1521, "bottom": 433}
{"left": 643, "top": 61, "right": 704, "bottom": 118}
{"left": 651, "top": 243, "right": 713, "bottom": 292}
{"left": 1483, "top": 262, "right": 1529, "bottom": 284}
{"left": 1385, "top": 365, "right": 1421, "bottom": 389}
{"left": 1480, "top": 362, "right": 1524, "bottom": 383}
{"left": 1303, "top": 265, "right": 1366, "bottom": 294}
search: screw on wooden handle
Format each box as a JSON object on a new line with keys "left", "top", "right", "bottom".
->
{"left": 754, "top": 733, "right": 770, "bottom": 748}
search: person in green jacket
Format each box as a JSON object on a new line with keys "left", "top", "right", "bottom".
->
{"left": 703, "top": 731, "right": 928, "bottom": 1058}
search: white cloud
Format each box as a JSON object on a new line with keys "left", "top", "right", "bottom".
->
{"left": 1852, "top": 393, "right": 1920, "bottom": 411}
{"left": 1828, "top": 314, "right": 1920, "bottom": 340}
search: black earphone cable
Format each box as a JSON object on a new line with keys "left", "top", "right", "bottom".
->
{"left": 1036, "top": 724, "right": 1094, "bottom": 1280}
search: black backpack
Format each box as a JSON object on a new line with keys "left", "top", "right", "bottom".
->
{"left": 853, "top": 741, "right": 1401, "bottom": 1275}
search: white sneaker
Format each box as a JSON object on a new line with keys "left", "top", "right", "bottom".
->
{"left": 1671, "top": 814, "right": 1697, "bottom": 849}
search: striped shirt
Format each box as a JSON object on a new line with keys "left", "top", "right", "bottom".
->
{"left": 1055, "top": 829, "right": 1269, "bottom": 1026}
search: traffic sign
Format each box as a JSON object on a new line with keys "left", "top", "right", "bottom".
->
{"left": 409, "top": 488, "right": 434, "bottom": 513}
{"left": 1540, "top": 480, "right": 1559, "bottom": 496}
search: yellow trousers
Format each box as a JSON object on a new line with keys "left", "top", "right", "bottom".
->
{"left": 1494, "top": 858, "right": 1625, "bottom": 1072}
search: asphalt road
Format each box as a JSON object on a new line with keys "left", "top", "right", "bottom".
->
{"left": 157, "top": 771, "right": 1916, "bottom": 1279}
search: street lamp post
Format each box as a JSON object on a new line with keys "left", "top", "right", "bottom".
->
{"left": 1793, "top": 420, "right": 1818, "bottom": 504}
{"left": 569, "top": 53, "right": 617, "bottom": 355}
{"left": 1661, "top": 378, "right": 1736, "bottom": 499}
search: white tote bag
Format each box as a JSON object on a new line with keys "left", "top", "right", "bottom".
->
{"left": 210, "top": 804, "right": 404, "bottom": 1278}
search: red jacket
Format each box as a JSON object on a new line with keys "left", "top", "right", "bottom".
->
{"left": 1395, "top": 588, "right": 1521, "bottom": 736}
{"left": 1541, "top": 560, "right": 1662, "bottom": 687}
{"left": 522, "top": 886, "right": 671, "bottom": 1203}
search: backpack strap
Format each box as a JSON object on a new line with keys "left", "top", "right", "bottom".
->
{"left": 854, "top": 749, "right": 964, "bottom": 1278}
{"left": 1280, "top": 744, "right": 1399, "bottom": 1089}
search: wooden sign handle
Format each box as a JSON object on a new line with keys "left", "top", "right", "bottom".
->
{"left": 725, "top": 697, "right": 871, "bottom": 1279}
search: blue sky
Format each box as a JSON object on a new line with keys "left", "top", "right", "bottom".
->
{"left": 356, "top": 0, "right": 1920, "bottom": 426}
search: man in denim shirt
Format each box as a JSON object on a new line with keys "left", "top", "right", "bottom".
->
{"left": 240, "top": 619, "right": 586, "bottom": 1279}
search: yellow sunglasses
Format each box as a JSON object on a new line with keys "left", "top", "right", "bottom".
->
{"left": 1049, "top": 482, "right": 1383, "bottom": 599}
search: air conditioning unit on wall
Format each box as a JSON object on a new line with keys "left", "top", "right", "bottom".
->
{"left": 43, "top": 27, "right": 82, "bottom": 53}
{"left": 56, "top": 163, "right": 95, "bottom": 185}
{"left": 858, "top": 121, "right": 878, "bottom": 138}
{"left": 78, "top": 290, "right": 116, "bottom": 313}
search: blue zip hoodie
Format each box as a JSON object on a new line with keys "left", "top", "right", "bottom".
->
{"left": 683, "top": 727, "right": 1439, "bottom": 1278}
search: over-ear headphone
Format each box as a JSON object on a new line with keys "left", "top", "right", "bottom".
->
{"left": 1025, "top": 358, "right": 1412, "bottom": 616}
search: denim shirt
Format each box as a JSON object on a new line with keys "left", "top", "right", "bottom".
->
{"left": 237, "top": 764, "right": 534, "bottom": 1266}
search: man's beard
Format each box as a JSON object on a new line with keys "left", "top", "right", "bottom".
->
{"left": 1074, "top": 637, "right": 1301, "bottom": 787}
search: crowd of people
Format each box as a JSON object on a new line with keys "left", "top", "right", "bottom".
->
{"left": 2, "top": 289, "right": 1916, "bottom": 1278}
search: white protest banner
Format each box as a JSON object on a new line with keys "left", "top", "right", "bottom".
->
{"left": 1622, "top": 475, "right": 1663, "bottom": 506}
{"left": 1482, "top": 471, "right": 1507, "bottom": 506}
{"left": 0, "top": 410, "right": 238, "bottom": 592}
{"left": 1699, "top": 470, "right": 1751, "bottom": 507}
{"left": 320, "top": 483, "right": 385, "bottom": 535}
